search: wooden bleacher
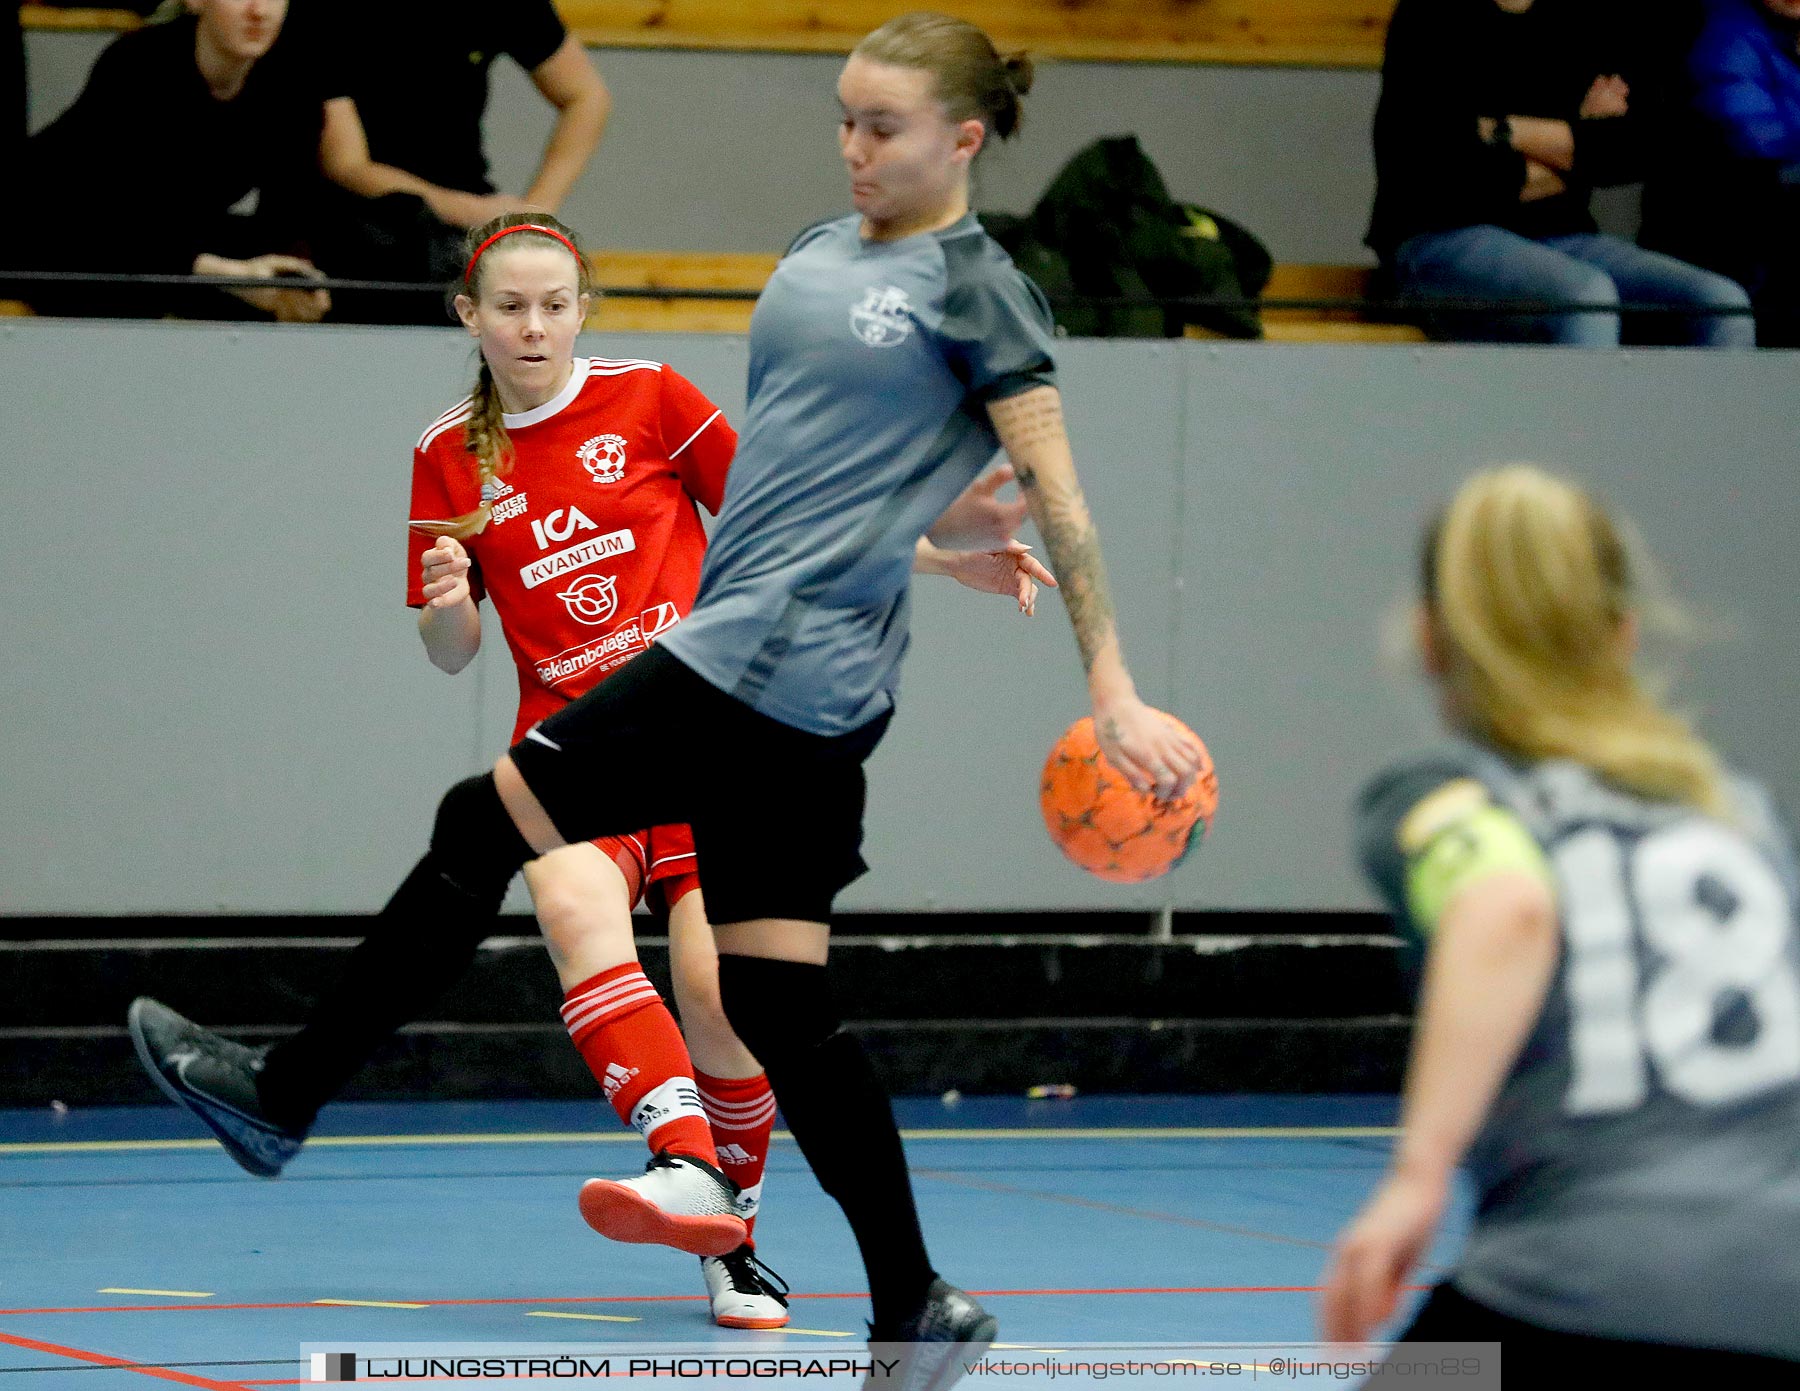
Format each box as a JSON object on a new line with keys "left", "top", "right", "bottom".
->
{"left": 586, "top": 251, "right": 1422, "bottom": 342}
{"left": 23, "top": 2, "right": 1398, "bottom": 67}
{"left": 1231, "top": 263, "right": 1424, "bottom": 343}
{"left": 17, "top": 6, "right": 140, "bottom": 31}
{"left": 585, "top": 250, "right": 776, "bottom": 333}
{"left": 1, "top": 257, "right": 1422, "bottom": 340}
{"left": 554, "top": 1, "right": 1394, "bottom": 66}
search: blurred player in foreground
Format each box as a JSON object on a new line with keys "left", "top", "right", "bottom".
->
{"left": 1323, "top": 464, "right": 1800, "bottom": 1376}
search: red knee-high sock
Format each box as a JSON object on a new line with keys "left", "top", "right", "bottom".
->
{"left": 562, "top": 965, "right": 716, "bottom": 1164}
{"left": 696, "top": 1069, "right": 777, "bottom": 1242}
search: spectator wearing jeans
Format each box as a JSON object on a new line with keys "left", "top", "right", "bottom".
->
{"left": 12, "top": 0, "right": 332, "bottom": 321}
{"left": 1642, "top": 0, "right": 1800, "bottom": 344}
{"left": 1368, "top": 0, "right": 1753, "bottom": 347}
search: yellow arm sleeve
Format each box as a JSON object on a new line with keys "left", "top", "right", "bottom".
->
{"left": 1399, "top": 781, "right": 1553, "bottom": 934}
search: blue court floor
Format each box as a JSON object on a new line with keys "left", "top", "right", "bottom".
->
{"left": 0, "top": 1095, "right": 1470, "bottom": 1388}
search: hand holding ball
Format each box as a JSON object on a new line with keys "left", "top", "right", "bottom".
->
{"left": 1040, "top": 715, "right": 1218, "bottom": 882}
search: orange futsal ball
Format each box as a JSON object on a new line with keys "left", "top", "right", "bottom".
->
{"left": 1039, "top": 715, "right": 1219, "bottom": 882}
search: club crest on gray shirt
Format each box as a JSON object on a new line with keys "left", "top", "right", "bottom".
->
{"left": 851, "top": 285, "right": 915, "bottom": 347}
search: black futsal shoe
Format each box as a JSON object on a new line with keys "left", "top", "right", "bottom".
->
{"left": 127, "top": 997, "right": 304, "bottom": 1178}
{"left": 865, "top": 1279, "right": 999, "bottom": 1391}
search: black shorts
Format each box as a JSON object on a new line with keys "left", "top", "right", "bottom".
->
{"left": 1397, "top": 1281, "right": 1796, "bottom": 1382}
{"left": 507, "top": 645, "right": 891, "bottom": 927}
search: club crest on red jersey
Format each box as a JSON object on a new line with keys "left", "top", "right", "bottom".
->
{"left": 578, "top": 433, "right": 628, "bottom": 484}
{"left": 557, "top": 573, "right": 620, "bottom": 626}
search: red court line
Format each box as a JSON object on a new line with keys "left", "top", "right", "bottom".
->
{"left": 0, "top": 1329, "right": 252, "bottom": 1390}
{"left": 0, "top": 1284, "right": 1409, "bottom": 1318}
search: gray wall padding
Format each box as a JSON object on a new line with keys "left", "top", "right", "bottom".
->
{"left": 3, "top": 320, "right": 1793, "bottom": 914}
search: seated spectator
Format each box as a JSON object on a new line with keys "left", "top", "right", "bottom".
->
{"left": 6, "top": 8, "right": 21, "bottom": 178}
{"left": 1641, "top": 0, "right": 1800, "bottom": 344}
{"left": 276, "top": 0, "right": 611, "bottom": 324}
{"left": 10, "top": 2, "right": 164, "bottom": 184}
{"left": 9, "top": 0, "right": 331, "bottom": 322}
{"left": 1367, "top": 0, "right": 1753, "bottom": 347}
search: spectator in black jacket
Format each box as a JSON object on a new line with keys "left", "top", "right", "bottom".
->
{"left": 274, "top": 0, "right": 611, "bottom": 324}
{"left": 6, "top": 7, "right": 23, "bottom": 178}
{"left": 1368, "top": 0, "right": 1752, "bottom": 346}
{"left": 12, "top": 0, "right": 331, "bottom": 320}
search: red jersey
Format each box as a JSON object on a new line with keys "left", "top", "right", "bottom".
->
{"left": 408, "top": 356, "right": 736, "bottom": 742}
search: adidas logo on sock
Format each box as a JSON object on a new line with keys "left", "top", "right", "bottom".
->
{"left": 632, "top": 1102, "right": 671, "bottom": 1133}
{"left": 602, "top": 1062, "right": 639, "bottom": 1101}
{"left": 717, "top": 1144, "right": 759, "bottom": 1166}
{"left": 627, "top": 1077, "right": 709, "bottom": 1138}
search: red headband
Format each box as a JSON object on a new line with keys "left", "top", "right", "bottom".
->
{"left": 463, "top": 223, "right": 580, "bottom": 284}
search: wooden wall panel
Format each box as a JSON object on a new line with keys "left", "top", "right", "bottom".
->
{"left": 556, "top": 1, "right": 1393, "bottom": 67}
{"left": 24, "top": 3, "right": 1389, "bottom": 67}
{"left": 22, "top": 3, "right": 1394, "bottom": 68}
{"left": 19, "top": 6, "right": 142, "bottom": 30}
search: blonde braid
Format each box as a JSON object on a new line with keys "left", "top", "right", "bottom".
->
{"left": 414, "top": 366, "right": 513, "bottom": 540}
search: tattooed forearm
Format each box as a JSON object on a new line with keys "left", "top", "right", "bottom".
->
{"left": 989, "top": 386, "right": 1067, "bottom": 453}
{"left": 989, "top": 388, "right": 1122, "bottom": 677}
{"left": 1038, "top": 509, "right": 1118, "bottom": 674}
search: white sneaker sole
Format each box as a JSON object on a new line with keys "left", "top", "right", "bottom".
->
{"left": 579, "top": 1179, "right": 746, "bottom": 1257}
{"left": 714, "top": 1304, "right": 791, "bottom": 1331}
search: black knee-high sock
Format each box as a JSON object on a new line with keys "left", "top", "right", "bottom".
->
{"left": 256, "top": 775, "right": 534, "bottom": 1133}
{"left": 717, "top": 953, "right": 935, "bottom": 1332}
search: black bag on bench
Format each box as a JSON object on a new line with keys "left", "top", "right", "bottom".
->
{"left": 982, "top": 135, "right": 1271, "bottom": 339}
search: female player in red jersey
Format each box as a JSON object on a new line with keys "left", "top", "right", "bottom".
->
{"left": 412, "top": 211, "right": 774, "bottom": 1324}
{"left": 130, "top": 208, "right": 1050, "bottom": 1332}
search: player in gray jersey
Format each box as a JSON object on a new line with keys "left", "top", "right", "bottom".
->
{"left": 508, "top": 16, "right": 1206, "bottom": 1376}
{"left": 1321, "top": 465, "right": 1800, "bottom": 1377}
{"left": 129, "top": 13, "right": 1203, "bottom": 1388}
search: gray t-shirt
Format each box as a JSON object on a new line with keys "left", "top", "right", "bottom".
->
{"left": 1358, "top": 743, "right": 1800, "bottom": 1358}
{"left": 658, "top": 212, "right": 1056, "bottom": 734}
